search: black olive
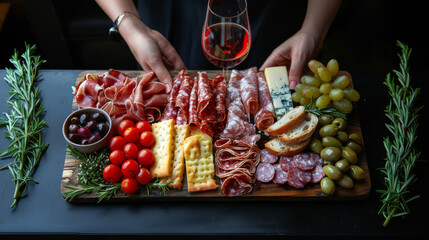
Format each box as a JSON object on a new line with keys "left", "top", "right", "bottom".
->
{"left": 89, "top": 132, "right": 101, "bottom": 143}
{"left": 81, "top": 138, "right": 91, "bottom": 145}
{"left": 85, "top": 120, "right": 98, "bottom": 132}
{"left": 97, "top": 123, "right": 109, "bottom": 136}
{"left": 79, "top": 113, "right": 90, "bottom": 126}
{"left": 68, "top": 133, "right": 81, "bottom": 143}
{"left": 92, "top": 112, "right": 105, "bottom": 122}
{"left": 70, "top": 116, "right": 79, "bottom": 125}
{"left": 68, "top": 124, "right": 79, "bottom": 134}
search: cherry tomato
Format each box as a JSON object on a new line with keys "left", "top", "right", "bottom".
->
{"left": 123, "top": 127, "right": 140, "bottom": 143}
{"left": 137, "top": 148, "right": 155, "bottom": 167}
{"left": 136, "top": 168, "right": 152, "bottom": 185}
{"left": 121, "top": 177, "right": 139, "bottom": 194}
{"left": 109, "top": 149, "right": 125, "bottom": 165}
{"left": 135, "top": 121, "right": 151, "bottom": 133}
{"left": 123, "top": 143, "right": 138, "bottom": 159}
{"left": 103, "top": 164, "right": 122, "bottom": 183}
{"left": 121, "top": 159, "right": 140, "bottom": 177}
{"left": 139, "top": 131, "right": 155, "bottom": 147}
{"left": 118, "top": 119, "right": 135, "bottom": 136}
{"left": 109, "top": 136, "right": 126, "bottom": 151}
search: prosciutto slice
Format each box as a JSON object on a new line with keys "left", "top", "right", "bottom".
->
{"left": 254, "top": 72, "right": 275, "bottom": 131}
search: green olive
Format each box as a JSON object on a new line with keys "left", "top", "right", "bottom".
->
{"left": 323, "top": 164, "right": 343, "bottom": 180}
{"left": 320, "top": 147, "right": 342, "bottom": 162}
{"left": 319, "top": 124, "right": 339, "bottom": 137}
{"left": 318, "top": 114, "right": 334, "bottom": 127}
{"left": 349, "top": 165, "right": 365, "bottom": 180}
{"left": 323, "top": 160, "right": 335, "bottom": 166}
{"left": 349, "top": 133, "right": 363, "bottom": 145}
{"left": 309, "top": 137, "right": 323, "bottom": 154}
{"left": 345, "top": 141, "right": 362, "bottom": 154}
{"left": 336, "top": 131, "right": 349, "bottom": 143}
{"left": 335, "top": 159, "right": 350, "bottom": 172}
{"left": 320, "top": 177, "right": 336, "bottom": 195}
{"left": 332, "top": 98, "right": 353, "bottom": 113}
{"left": 342, "top": 146, "right": 358, "bottom": 164}
{"left": 322, "top": 136, "right": 343, "bottom": 149}
{"left": 332, "top": 118, "right": 347, "bottom": 131}
{"left": 336, "top": 175, "right": 354, "bottom": 189}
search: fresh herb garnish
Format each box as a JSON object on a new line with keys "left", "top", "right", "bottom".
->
{"left": 303, "top": 97, "right": 347, "bottom": 120}
{"left": 377, "top": 41, "right": 422, "bottom": 227}
{"left": 0, "top": 43, "right": 49, "bottom": 208}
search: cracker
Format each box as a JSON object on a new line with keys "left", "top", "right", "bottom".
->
{"left": 183, "top": 135, "right": 218, "bottom": 192}
{"left": 161, "top": 124, "right": 189, "bottom": 189}
{"left": 189, "top": 126, "right": 212, "bottom": 140}
{"left": 150, "top": 119, "right": 175, "bottom": 178}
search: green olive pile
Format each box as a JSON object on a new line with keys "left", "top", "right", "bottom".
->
{"left": 308, "top": 114, "right": 365, "bottom": 195}
{"left": 292, "top": 59, "right": 360, "bottom": 113}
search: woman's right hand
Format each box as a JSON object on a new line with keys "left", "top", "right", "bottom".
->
{"left": 119, "top": 15, "right": 186, "bottom": 93}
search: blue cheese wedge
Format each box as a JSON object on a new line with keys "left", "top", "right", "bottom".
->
{"left": 264, "top": 66, "right": 294, "bottom": 119}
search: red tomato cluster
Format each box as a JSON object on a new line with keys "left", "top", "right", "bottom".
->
{"left": 103, "top": 119, "right": 155, "bottom": 194}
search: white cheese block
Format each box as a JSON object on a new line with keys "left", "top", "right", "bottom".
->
{"left": 264, "top": 66, "right": 294, "bottom": 119}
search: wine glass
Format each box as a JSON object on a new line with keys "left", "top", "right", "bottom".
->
{"left": 201, "top": 0, "right": 251, "bottom": 78}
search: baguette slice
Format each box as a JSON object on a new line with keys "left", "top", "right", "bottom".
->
{"left": 266, "top": 105, "right": 305, "bottom": 136}
{"left": 264, "top": 137, "right": 311, "bottom": 157}
{"left": 278, "top": 113, "right": 318, "bottom": 145}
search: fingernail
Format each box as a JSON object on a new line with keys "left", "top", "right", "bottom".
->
{"left": 290, "top": 81, "right": 297, "bottom": 90}
{"left": 165, "top": 83, "right": 171, "bottom": 93}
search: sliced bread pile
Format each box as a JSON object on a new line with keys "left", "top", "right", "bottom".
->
{"left": 265, "top": 106, "right": 318, "bottom": 156}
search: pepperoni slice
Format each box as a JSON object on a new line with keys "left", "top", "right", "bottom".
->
{"left": 294, "top": 153, "right": 317, "bottom": 171}
{"left": 256, "top": 163, "right": 275, "bottom": 183}
{"left": 260, "top": 149, "right": 278, "bottom": 164}
{"left": 273, "top": 163, "right": 288, "bottom": 184}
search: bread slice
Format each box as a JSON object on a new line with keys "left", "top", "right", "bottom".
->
{"left": 264, "top": 137, "right": 311, "bottom": 157}
{"left": 266, "top": 106, "right": 305, "bottom": 136}
{"left": 277, "top": 113, "right": 318, "bottom": 145}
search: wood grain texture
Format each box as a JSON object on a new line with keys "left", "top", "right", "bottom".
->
{"left": 61, "top": 70, "right": 370, "bottom": 202}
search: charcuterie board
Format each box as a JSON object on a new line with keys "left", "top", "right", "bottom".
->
{"left": 61, "top": 70, "right": 370, "bottom": 202}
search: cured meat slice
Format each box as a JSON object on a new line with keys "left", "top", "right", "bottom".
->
{"left": 256, "top": 163, "right": 275, "bottom": 183}
{"left": 221, "top": 176, "right": 253, "bottom": 196}
{"left": 75, "top": 78, "right": 103, "bottom": 108}
{"left": 310, "top": 152, "right": 324, "bottom": 166}
{"left": 254, "top": 72, "right": 275, "bottom": 131}
{"left": 291, "top": 167, "right": 312, "bottom": 184}
{"left": 294, "top": 153, "right": 317, "bottom": 171}
{"left": 197, "top": 72, "right": 215, "bottom": 122}
{"left": 175, "top": 75, "right": 194, "bottom": 120}
{"left": 260, "top": 149, "right": 278, "bottom": 164}
{"left": 175, "top": 107, "right": 187, "bottom": 125}
{"left": 226, "top": 70, "right": 242, "bottom": 105}
{"left": 311, "top": 164, "right": 325, "bottom": 183}
{"left": 143, "top": 81, "right": 166, "bottom": 98}
{"left": 200, "top": 120, "right": 214, "bottom": 137}
{"left": 240, "top": 67, "right": 259, "bottom": 115}
{"left": 188, "top": 76, "right": 200, "bottom": 127}
{"left": 220, "top": 99, "right": 255, "bottom": 139}
{"left": 273, "top": 163, "right": 288, "bottom": 184}
{"left": 214, "top": 74, "right": 227, "bottom": 123}
{"left": 169, "top": 70, "right": 186, "bottom": 102}
{"left": 279, "top": 156, "right": 295, "bottom": 172}
{"left": 287, "top": 171, "right": 305, "bottom": 189}
{"left": 160, "top": 102, "right": 178, "bottom": 121}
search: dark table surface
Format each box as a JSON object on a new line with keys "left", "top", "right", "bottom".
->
{"left": 0, "top": 69, "right": 427, "bottom": 239}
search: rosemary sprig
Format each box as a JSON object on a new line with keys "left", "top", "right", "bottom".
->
{"left": 377, "top": 41, "right": 422, "bottom": 227}
{"left": 0, "top": 43, "right": 49, "bottom": 208}
{"left": 146, "top": 177, "right": 170, "bottom": 196}
{"left": 303, "top": 97, "right": 347, "bottom": 120}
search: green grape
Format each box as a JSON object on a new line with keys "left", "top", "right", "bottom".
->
{"left": 329, "top": 88, "right": 344, "bottom": 101}
{"left": 327, "top": 59, "right": 339, "bottom": 76}
{"left": 318, "top": 66, "right": 332, "bottom": 83}
{"left": 303, "top": 86, "right": 321, "bottom": 99}
{"left": 332, "top": 98, "right": 353, "bottom": 113}
{"left": 308, "top": 60, "right": 324, "bottom": 74}
{"left": 316, "top": 94, "right": 331, "bottom": 108}
{"left": 319, "top": 83, "right": 333, "bottom": 95}
{"left": 332, "top": 75, "right": 351, "bottom": 89}
{"left": 301, "top": 75, "right": 321, "bottom": 87}
{"left": 343, "top": 88, "right": 360, "bottom": 102}
{"left": 294, "top": 83, "right": 308, "bottom": 95}
{"left": 292, "top": 91, "right": 303, "bottom": 103}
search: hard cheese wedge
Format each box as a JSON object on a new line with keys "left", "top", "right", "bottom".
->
{"left": 264, "top": 66, "right": 294, "bottom": 119}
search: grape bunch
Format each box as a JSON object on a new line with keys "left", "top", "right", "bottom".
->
{"left": 292, "top": 59, "right": 360, "bottom": 113}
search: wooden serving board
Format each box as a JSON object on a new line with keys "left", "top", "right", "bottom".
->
{"left": 61, "top": 70, "right": 371, "bottom": 202}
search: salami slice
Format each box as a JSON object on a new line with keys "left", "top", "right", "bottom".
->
{"left": 256, "top": 163, "right": 275, "bottom": 183}
{"left": 288, "top": 171, "right": 305, "bottom": 189}
{"left": 260, "top": 149, "right": 278, "bottom": 164}
{"left": 221, "top": 176, "right": 253, "bottom": 196}
{"left": 175, "top": 75, "right": 194, "bottom": 121}
{"left": 161, "top": 102, "right": 178, "bottom": 121}
{"left": 220, "top": 99, "right": 255, "bottom": 139}
{"left": 311, "top": 164, "right": 325, "bottom": 183}
{"left": 188, "top": 76, "right": 200, "bottom": 127}
{"left": 279, "top": 156, "right": 295, "bottom": 172}
{"left": 294, "top": 153, "right": 317, "bottom": 171}
{"left": 254, "top": 72, "right": 275, "bottom": 131}
{"left": 240, "top": 67, "right": 259, "bottom": 115}
{"left": 291, "top": 167, "right": 312, "bottom": 184}
{"left": 273, "top": 163, "right": 288, "bottom": 184}
{"left": 169, "top": 70, "right": 186, "bottom": 102}
{"left": 226, "top": 70, "right": 242, "bottom": 106}
{"left": 214, "top": 74, "right": 227, "bottom": 123}
{"left": 197, "top": 73, "right": 216, "bottom": 122}
{"left": 175, "top": 107, "right": 187, "bottom": 126}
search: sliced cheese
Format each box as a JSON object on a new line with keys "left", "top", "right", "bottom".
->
{"left": 264, "top": 66, "right": 294, "bottom": 119}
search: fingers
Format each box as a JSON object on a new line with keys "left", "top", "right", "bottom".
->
{"left": 288, "top": 52, "right": 306, "bottom": 90}
{"left": 145, "top": 57, "right": 173, "bottom": 93}
{"left": 153, "top": 31, "right": 186, "bottom": 71}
